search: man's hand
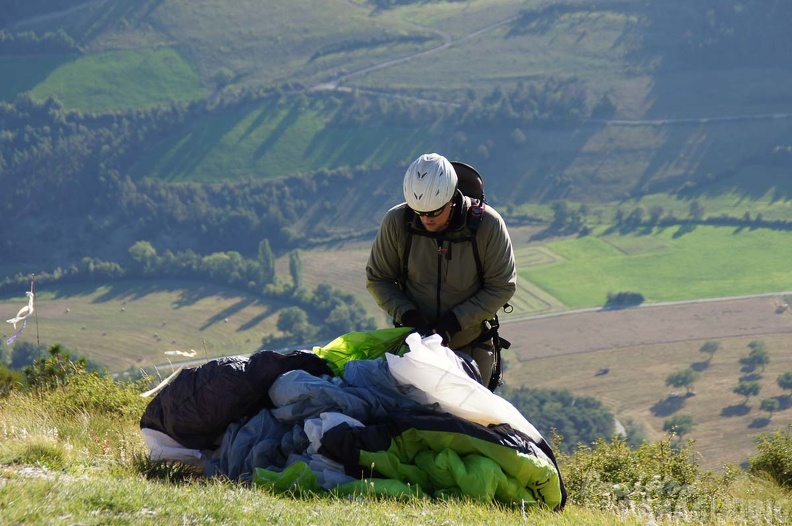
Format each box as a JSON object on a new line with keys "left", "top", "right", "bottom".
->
{"left": 434, "top": 311, "right": 461, "bottom": 346}
{"left": 401, "top": 310, "right": 432, "bottom": 336}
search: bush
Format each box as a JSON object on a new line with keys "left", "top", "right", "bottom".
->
{"left": 560, "top": 436, "right": 727, "bottom": 515}
{"left": 23, "top": 344, "right": 87, "bottom": 389}
{"left": 605, "top": 291, "right": 645, "bottom": 308}
{"left": 748, "top": 424, "right": 792, "bottom": 490}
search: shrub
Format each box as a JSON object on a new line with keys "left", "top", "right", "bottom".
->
{"left": 560, "top": 436, "right": 727, "bottom": 515}
{"left": 748, "top": 424, "right": 792, "bottom": 490}
{"left": 23, "top": 344, "right": 87, "bottom": 389}
{"left": 19, "top": 343, "right": 147, "bottom": 417}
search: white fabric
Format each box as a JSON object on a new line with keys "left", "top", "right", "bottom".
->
{"left": 386, "top": 333, "right": 544, "bottom": 443}
{"left": 141, "top": 428, "right": 204, "bottom": 463}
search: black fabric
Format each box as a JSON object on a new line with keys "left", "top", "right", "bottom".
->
{"left": 139, "top": 349, "right": 333, "bottom": 450}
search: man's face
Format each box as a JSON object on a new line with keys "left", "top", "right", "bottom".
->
{"left": 417, "top": 201, "right": 453, "bottom": 232}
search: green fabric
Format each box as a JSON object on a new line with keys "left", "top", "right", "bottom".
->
{"left": 312, "top": 327, "right": 412, "bottom": 376}
{"left": 253, "top": 462, "right": 426, "bottom": 500}
{"left": 358, "top": 428, "right": 561, "bottom": 507}
{"left": 252, "top": 462, "right": 321, "bottom": 496}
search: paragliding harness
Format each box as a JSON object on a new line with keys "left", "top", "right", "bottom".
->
{"left": 399, "top": 161, "right": 512, "bottom": 391}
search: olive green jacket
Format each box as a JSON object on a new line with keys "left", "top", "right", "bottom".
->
{"left": 366, "top": 191, "right": 516, "bottom": 348}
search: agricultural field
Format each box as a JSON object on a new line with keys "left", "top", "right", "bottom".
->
{"left": 0, "top": 281, "right": 291, "bottom": 373}
{"left": 502, "top": 296, "right": 792, "bottom": 471}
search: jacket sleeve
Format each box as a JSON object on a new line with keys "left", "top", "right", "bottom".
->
{"left": 452, "top": 206, "right": 516, "bottom": 330}
{"left": 366, "top": 205, "right": 416, "bottom": 322}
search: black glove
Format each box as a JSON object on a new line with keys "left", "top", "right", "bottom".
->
{"left": 400, "top": 310, "right": 431, "bottom": 336}
{"left": 434, "top": 311, "right": 461, "bottom": 346}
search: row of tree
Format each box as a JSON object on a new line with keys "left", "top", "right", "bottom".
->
{"left": 499, "top": 385, "right": 616, "bottom": 453}
{"left": 0, "top": 30, "right": 79, "bottom": 55}
{"left": 550, "top": 199, "right": 792, "bottom": 237}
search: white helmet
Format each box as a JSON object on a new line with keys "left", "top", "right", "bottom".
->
{"left": 403, "top": 153, "right": 458, "bottom": 212}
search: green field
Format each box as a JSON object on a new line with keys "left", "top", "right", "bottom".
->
{"left": 21, "top": 47, "right": 206, "bottom": 111}
{"left": 519, "top": 226, "right": 792, "bottom": 309}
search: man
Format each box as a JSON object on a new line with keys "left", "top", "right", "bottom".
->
{"left": 366, "top": 153, "right": 516, "bottom": 388}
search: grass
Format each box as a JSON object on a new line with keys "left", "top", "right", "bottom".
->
{"left": 26, "top": 47, "right": 206, "bottom": 111}
{"left": 0, "top": 365, "right": 790, "bottom": 525}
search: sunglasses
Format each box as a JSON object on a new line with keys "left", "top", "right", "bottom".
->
{"left": 414, "top": 202, "right": 448, "bottom": 218}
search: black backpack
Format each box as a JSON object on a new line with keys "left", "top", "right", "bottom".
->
{"left": 401, "top": 161, "right": 512, "bottom": 391}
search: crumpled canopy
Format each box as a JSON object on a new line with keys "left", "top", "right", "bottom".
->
{"left": 140, "top": 328, "right": 567, "bottom": 510}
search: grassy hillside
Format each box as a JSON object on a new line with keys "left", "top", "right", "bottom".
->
{"left": 127, "top": 98, "right": 437, "bottom": 182}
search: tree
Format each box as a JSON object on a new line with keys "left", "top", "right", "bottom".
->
{"left": 128, "top": 240, "right": 159, "bottom": 275}
{"left": 665, "top": 368, "right": 700, "bottom": 395}
{"left": 276, "top": 306, "right": 313, "bottom": 341}
{"left": 663, "top": 414, "right": 696, "bottom": 438}
{"left": 257, "top": 239, "right": 275, "bottom": 285}
{"left": 605, "top": 291, "right": 644, "bottom": 308}
{"left": 777, "top": 372, "right": 792, "bottom": 398}
{"left": 760, "top": 398, "right": 779, "bottom": 419}
{"left": 733, "top": 381, "right": 761, "bottom": 404}
{"left": 499, "top": 386, "right": 615, "bottom": 453}
{"left": 699, "top": 340, "right": 720, "bottom": 362}
{"left": 550, "top": 201, "right": 571, "bottom": 229}
{"left": 688, "top": 200, "right": 705, "bottom": 221}
{"left": 289, "top": 249, "right": 303, "bottom": 291}
{"left": 742, "top": 341, "right": 770, "bottom": 373}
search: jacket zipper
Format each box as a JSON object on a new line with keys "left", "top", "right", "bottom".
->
{"left": 435, "top": 237, "right": 447, "bottom": 319}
